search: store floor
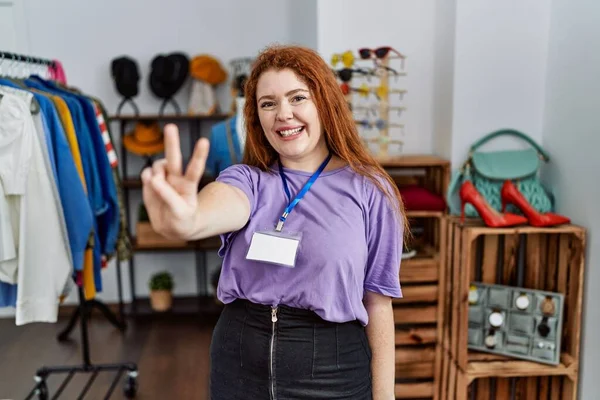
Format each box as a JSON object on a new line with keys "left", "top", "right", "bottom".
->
{"left": 0, "top": 314, "right": 216, "bottom": 399}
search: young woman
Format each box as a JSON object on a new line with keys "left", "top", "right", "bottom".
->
{"left": 141, "top": 45, "right": 408, "bottom": 400}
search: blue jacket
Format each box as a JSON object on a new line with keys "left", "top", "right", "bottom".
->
{"left": 25, "top": 77, "right": 121, "bottom": 292}
{"left": 27, "top": 77, "right": 119, "bottom": 255}
{"left": 206, "top": 116, "right": 243, "bottom": 177}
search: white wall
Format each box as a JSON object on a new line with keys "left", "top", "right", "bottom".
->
{"left": 431, "top": 0, "right": 456, "bottom": 160}
{"left": 316, "top": 0, "right": 436, "bottom": 155}
{"left": 289, "top": 0, "right": 318, "bottom": 49}
{"left": 24, "top": 0, "right": 293, "bottom": 116}
{"left": 540, "top": 0, "right": 600, "bottom": 398}
{"left": 450, "top": 0, "right": 551, "bottom": 165}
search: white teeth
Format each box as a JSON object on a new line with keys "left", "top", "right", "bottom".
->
{"left": 279, "top": 127, "right": 303, "bottom": 137}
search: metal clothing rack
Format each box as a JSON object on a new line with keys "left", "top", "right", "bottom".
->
{"left": 0, "top": 50, "right": 55, "bottom": 66}
{"left": 0, "top": 50, "right": 138, "bottom": 399}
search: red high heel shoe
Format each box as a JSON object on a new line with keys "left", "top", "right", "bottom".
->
{"left": 500, "top": 180, "right": 570, "bottom": 227}
{"left": 460, "top": 181, "right": 528, "bottom": 227}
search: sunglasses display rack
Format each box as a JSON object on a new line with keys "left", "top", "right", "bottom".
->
{"left": 467, "top": 282, "right": 564, "bottom": 365}
{"left": 331, "top": 47, "right": 407, "bottom": 158}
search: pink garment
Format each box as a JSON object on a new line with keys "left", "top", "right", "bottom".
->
{"left": 49, "top": 60, "right": 67, "bottom": 85}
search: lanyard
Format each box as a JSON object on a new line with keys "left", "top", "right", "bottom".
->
{"left": 276, "top": 153, "right": 332, "bottom": 231}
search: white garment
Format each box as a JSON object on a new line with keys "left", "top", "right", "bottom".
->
{"left": 0, "top": 94, "right": 72, "bottom": 325}
{"left": 0, "top": 92, "right": 32, "bottom": 284}
{"left": 0, "top": 85, "right": 72, "bottom": 273}
{"left": 235, "top": 97, "right": 246, "bottom": 150}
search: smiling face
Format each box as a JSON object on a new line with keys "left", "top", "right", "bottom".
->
{"left": 256, "top": 68, "right": 329, "bottom": 170}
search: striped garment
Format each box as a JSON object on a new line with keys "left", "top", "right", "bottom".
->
{"left": 93, "top": 102, "right": 118, "bottom": 168}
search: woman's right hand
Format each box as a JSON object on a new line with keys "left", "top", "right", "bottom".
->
{"left": 141, "top": 123, "right": 209, "bottom": 240}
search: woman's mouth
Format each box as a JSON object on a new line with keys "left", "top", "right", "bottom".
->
{"left": 277, "top": 126, "right": 305, "bottom": 138}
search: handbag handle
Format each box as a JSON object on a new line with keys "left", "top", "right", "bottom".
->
{"left": 469, "top": 129, "right": 550, "bottom": 162}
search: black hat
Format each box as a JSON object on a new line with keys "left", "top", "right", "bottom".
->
{"left": 111, "top": 56, "right": 140, "bottom": 99}
{"left": 149, "top": 52, "right": 190, "bottom": 99}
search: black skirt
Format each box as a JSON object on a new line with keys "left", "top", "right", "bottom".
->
{"left": 209, "top": 299, "right": 373, "bottom": 399}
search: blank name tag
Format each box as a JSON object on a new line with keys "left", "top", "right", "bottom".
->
{"left": 246, "top": 230, "right": 301, "bottom": 268}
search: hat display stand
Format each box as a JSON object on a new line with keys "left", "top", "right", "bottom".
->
{"left": 187, "top": 54, "right": 229, "bottom": 116}
{"left": 116, "top": 98, "right": 140, "bottom": 116}
{"left": 109, "top": 110, "right": 230, "bottom": 322}
{"left": 149, "top": 52, "right": 190, "bottom": 117}
{"left": 158, "top": 97, "right": 181, "bottom": 116}
{"left": 111, "top": 56, "right": 141, "bottom": 116}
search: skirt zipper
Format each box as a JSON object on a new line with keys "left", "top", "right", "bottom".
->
{"left": 269, "top": 306, "right": 278, "bottom": 400}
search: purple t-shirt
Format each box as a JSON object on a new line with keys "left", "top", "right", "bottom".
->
{"left": 215, "top": 163, "right": 403, "bottom": 326}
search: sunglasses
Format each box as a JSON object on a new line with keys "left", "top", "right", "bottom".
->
{"left": 352, "top": 83, "right": 407, "bottom": 101}
{"left": 335, "top": 67, "right": 376, "bottom": 83}
{"left": 359, "top": 46, "right": 406, "bottom": 70}
{"left": 330, "top": 51, "right": 355, "bottom": 68}
{"left": 358, "top": 46, "right": 405, "bottom": 61}
{"left": 338, "top": 82, "right": 376, "bottom": 97}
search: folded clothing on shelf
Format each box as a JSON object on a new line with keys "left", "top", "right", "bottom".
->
{"left": 399, "top": 184, "right": 446, "bottom": 211}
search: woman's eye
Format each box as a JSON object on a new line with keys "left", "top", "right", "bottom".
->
{"left": 260, "top": 101, "right": 275, "bottom": 108}
{"left": 292, "top": 95, "right": 306, "bottom": 103}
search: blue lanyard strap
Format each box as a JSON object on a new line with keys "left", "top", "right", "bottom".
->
{"left": 276, "top": 153, "right": 332, "bottom": 231}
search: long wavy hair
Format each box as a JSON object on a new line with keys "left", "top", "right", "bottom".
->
{"left": 242, "top": 44, "right": 409, "bottom": 239}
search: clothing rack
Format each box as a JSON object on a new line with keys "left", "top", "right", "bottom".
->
{"left": 0, "top": 50, "right": 138, "bottom": 399}
{"left": 0, "top": 50, "right": 55, "bottom": 66}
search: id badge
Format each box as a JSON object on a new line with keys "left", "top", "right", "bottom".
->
{"left": 246, "top": 229, "right": 302, "bottom": 268}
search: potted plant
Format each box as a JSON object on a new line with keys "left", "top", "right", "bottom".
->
{"left": 149, "top": 271, "right": 174, "bottom": 312}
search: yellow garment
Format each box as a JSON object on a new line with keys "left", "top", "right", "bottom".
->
{"left": 50, "top": 95, "right": 96, "bottom": 300}
{"left": 50, "top": 96, "right": 87, "bottom": 186}
{"left": 83, "top": 244, "right": 96, "bottom": 300}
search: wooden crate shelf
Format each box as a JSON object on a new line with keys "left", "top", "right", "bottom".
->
{"left": 394, "top": 305, "right": 438, "bottom": 324}
{"left": 440, "top": 217, "right": 586, "bottom": 400}
{"left": 395, "top": 327, "right": 438, "bottom": 346}
{"left": 381, "top": 155, "right": 450, "bottom": 400}
{"left": 407, "top": 210, "right": 445, "bottom": 218}
{"left": 397, "top": 361, "right": 436, "bottom": 379}
{"left": 466, "top": 352, "right": 575, "bottom": 381}
{"left": 394, "top": 284, "right": 438, "bottom": 303}
{"left": 401, "top": 246, "right": 440, "bottom": 284}
{"left": 395, "top": 382, "right": 435, "bottom": 398}
{"left": 444, "top": 368, "right": 577, "bottom": 400}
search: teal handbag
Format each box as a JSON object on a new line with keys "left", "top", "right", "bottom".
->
{"left": 447, "top": 129, "right": 554, "bottom": 217}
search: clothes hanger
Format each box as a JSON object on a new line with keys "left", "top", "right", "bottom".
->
{"left": 0, "top": 54, "right": 40, "bottom": 114}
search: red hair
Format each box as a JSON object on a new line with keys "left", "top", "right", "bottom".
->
{"left": 242, "top": 44, "right": 409, "bottom": 239}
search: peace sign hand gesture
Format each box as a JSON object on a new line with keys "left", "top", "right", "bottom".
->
{"left": 141, "top": 124, "right": 209, "bottom": 240}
